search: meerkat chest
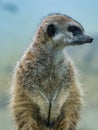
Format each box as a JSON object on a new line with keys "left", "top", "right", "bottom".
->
{"left": 33, "top": 58, "right": 70, "bottom": 122}
{"left": 37, "top": 59, "right": 66, "bottom": 98}
{"left": 23, "top": 49, "right": 71, "bottom": 123}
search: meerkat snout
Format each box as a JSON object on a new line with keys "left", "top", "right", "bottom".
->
{"left": 85, "top": 36, "right": 93, "bottom": 43}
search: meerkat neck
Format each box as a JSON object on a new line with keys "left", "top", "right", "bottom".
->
{"left": 29, "top": 40, "right": 65, "bottom": 65}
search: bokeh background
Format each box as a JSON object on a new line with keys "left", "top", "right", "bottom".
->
{"left": 0, "top": 0, "right": 98, "bottom": 130}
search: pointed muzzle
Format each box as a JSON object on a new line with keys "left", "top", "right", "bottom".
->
{"left": 84, "top": 35, "right": 93, "bottom": 43}
{"left": 72, "top": 34, "right": 94, "bottom": 45}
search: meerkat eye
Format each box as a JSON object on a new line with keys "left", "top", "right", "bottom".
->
{"left": 47, "top": 24, "right": 56, "bottom": 37}
{"left": 68, "top": 25, "right": 82, "bottom": 36}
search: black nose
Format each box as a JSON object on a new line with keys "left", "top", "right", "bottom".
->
{"left": 89, "top": 37, "right": 93, "bottom": 43}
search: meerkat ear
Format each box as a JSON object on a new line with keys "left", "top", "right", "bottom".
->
{"left": 47, "top": 24, "right": 56, "bottom": 37}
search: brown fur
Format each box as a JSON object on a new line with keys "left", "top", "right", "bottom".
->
{"left": 10, "top": 14, "right": 83, "bottom": 130}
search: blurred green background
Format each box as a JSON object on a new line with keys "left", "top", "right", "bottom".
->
{"left": 0, "top": 0, "right": 98, "bottom": 130}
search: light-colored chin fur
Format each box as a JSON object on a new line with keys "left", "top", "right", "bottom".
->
{"left": 52, "top": 32, "right": 73, "bottom": 46}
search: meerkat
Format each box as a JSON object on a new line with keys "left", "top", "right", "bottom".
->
{"left": 10, "top": 13, "right": 93, "bottom": 130}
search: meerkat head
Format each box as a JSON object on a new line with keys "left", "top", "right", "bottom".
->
{"left": 38, "top": 13, "right": 93, "bottom": 48}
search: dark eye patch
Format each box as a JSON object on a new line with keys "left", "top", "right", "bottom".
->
{"left": 68, "top": 25, "right": 82, "bottom": 36}
{"left": 47, "top": 24, "right": 56, "bottom": 37}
